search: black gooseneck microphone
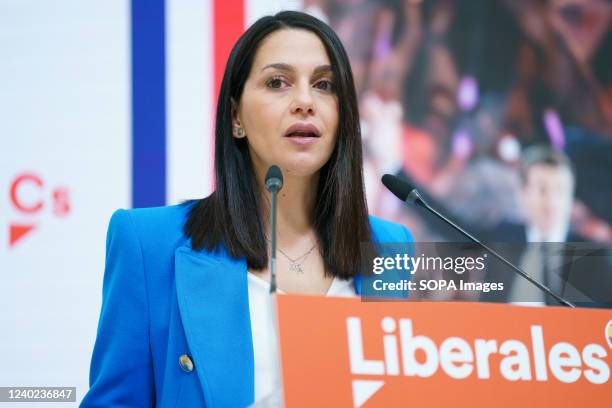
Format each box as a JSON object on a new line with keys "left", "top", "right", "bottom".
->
{"left": 265, "top": 165, "right": 284, "bottom": 293}
{"left": 381, "top": 174, "right": 576, "bottom": 308}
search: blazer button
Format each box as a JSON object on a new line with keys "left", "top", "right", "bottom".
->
{"left": 179, "top": 354, "right": 194, "bottom": 372}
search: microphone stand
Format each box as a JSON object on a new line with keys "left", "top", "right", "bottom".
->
{"left": 407, "top": 189, "right": 575, "bottom": 308}
{"left": 270, "top": 188, "right": 279, "bottom": 293}
{"left": 265, "top": 165, "right": 283, "bottom": 293}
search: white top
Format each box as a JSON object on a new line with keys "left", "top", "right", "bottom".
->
{"left": 247, "top": 273, "right": 355, "bottom": 403}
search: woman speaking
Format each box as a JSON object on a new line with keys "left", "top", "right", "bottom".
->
{"left": 81, "top": 10, "right": 412, "bottom": 408}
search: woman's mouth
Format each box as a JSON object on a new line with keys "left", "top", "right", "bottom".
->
{"left": 285, "top": 134, "right": 320, "bottom": 145}
{"left": 284, "top": 123, "right": 321, "bottom": 145}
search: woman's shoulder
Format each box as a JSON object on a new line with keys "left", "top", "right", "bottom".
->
{"left": 107, "top": 202, "right": 194, "bottom": 251}
{"left": 113, "top": 202, "right": 191, "bottom": 226}
{"left": 367, "top": 215, "right": 414, "bottom": 243}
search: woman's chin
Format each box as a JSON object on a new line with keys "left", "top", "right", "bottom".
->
{"left": 280, "top": 158, "right": 329, "bottom": 178}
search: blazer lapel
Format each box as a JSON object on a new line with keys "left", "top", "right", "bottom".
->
{"left": 175, "top": 245, "right": 254, "bottom": 408}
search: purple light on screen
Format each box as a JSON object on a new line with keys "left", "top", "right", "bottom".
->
{"left": 452, "top": 129, "right": 472, "bottom": 159}
{"left": 543, "top": 108, "right": 565, "bottom": 149}
{"left": 374, "top": 37, "right": 393, "bottom": 59}
{"left": 457, "top": 76, "right": 478, "bottom": 111}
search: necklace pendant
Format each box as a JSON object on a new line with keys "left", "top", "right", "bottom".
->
{"left": 290, "top": 262, "right": 304, "bottom": 274}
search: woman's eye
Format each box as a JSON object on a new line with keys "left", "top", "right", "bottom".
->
{"left": 266, "top": 77, "right": 286, "bottom": 89}
{"left": 314, "top": 79, "right": 334, "bottom": 92}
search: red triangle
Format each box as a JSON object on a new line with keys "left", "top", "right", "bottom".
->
{"left": 9, "top": 224, "right": 36, "bottom": 247}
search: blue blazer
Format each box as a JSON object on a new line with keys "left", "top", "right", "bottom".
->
{"left": 81, "top": 204, "right": 413, "bottom": 407}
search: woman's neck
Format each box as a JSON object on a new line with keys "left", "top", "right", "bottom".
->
{"left": 256, "top": 169, "right": 319, "bottom": 244}
{"left": 276, "top": 173, "right": 318, "bottom": 238}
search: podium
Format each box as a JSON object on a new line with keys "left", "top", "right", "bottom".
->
{"left": 274, "top": 295, "right": 612, "bottom": 407}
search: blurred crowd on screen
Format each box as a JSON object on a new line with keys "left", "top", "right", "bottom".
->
{"left": 298, "top": 0, "right": 612, "bottom": 303}
{"left": 301, "top": 0, "right": 612, "bottom": 246}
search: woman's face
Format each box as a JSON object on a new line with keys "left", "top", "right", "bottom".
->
{"left": 234, "top": 28, "right": 339, "bottom": 179}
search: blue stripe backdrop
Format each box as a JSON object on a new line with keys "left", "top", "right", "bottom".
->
{"left": 131, "top": 0, "right": 167, "bottom": 208}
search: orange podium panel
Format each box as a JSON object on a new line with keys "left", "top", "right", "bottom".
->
{"left": 276, "top": 295, "right": 612, "bottom": 408}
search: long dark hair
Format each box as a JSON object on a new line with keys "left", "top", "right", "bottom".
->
{"left": 184, "top": 11, "right": 371, "bottom": 279}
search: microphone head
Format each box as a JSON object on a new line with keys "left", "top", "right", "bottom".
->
{"left": 265, "top": 165, "right": 283, "bottom": 193}
{"left": 381, "top": 174, "right": 416, "bottom": 203}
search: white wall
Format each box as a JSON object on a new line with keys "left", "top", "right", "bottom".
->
{"left": 0, "top": 0, "right": 129, "bottom": 403}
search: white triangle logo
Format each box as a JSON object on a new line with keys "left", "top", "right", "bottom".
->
{"left": 352, "top": 379, "right": 384, "bottom": 408}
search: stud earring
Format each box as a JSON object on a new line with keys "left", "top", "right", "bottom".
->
{"left": 236, "top": 127, "right": 245, "bottom": 137}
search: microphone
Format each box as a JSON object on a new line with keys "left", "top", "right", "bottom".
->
{"left": 265, "top": 165, "right": 283, "bottom": 293}
{"left": 381, "top": 174, "right": 576, "bottom": 308}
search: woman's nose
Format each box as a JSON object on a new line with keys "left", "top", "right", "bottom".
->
{"left": 290, "top": 84, "right": 315, "bottom": 115}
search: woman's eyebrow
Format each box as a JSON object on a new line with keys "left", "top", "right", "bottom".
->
{"left": 261, "top": 63, "right": 293, "bottom": 73}
{"left": 313, "top": 65, "right": 333, "bottom": 75}
{"left": 260, "top": 63, "right": 333, "bottom": 75}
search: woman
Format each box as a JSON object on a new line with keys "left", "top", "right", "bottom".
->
{"left": 81, "top": 11, "right": 412, "bottom": 408}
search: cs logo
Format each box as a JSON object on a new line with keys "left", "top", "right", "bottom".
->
{"left": 8, "top": 172, "right": 71, "bottom": 247}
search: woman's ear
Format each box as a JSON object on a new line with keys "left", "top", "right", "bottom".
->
{"left": 231, "top": 98, "right": 246, "bottom": 139}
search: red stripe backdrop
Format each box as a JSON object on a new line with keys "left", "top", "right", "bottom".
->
{"left": 212, "top": 0, "right": 245, "bottom": 187}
